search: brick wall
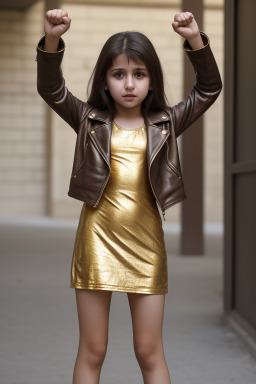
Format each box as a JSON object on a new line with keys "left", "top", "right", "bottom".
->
{"left": 0, "top": 1, "right": 45, "bottom": 218}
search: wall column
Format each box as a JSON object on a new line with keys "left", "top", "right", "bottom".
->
{"left": 44, "top": 0, "right": 61, "bottom": 216}
{"left": 180, "top": 0, "right": 204, "bottom": 255}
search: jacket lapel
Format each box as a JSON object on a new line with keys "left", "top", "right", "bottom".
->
{"left": 87, "top": 108, "right": 112, "bottom": 166}
{"left": 89, "top": 121, "right": 112, "bottom": 167}
{"left": 87, "top": 107, "right": 171, "bottom": 168}
{"left": 145, "top": 109, "right": 171, "bottom": 166}
{"left": 146, "top": 124, "right": 170, "bottom": 166}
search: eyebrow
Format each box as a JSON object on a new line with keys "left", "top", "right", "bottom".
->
{"left": 111, "top": 67, "right": 148, "bottom": 72}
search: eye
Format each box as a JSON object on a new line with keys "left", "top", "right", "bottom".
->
{"left": 113, "top": 72, "right": 123, "bottom": 79}
{"left": 135, "top": 72, "right": 145, "bottom": 78}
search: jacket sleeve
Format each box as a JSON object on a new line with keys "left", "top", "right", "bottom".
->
{"left": 167, "top": 31, "right": 222, "bottom": 138}
{"left": 36, "top": 36, "right": 91, "bottom": 134}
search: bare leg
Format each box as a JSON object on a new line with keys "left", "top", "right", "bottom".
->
{"left": 72, "top": 289, "right": 112, "bottom": 384}
{"left": 127, "top": 292, "right": 171, "bottom": 384}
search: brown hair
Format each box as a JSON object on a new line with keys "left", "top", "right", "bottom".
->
{"left": 87, "top": 31, "right": 168, "bottom": 119}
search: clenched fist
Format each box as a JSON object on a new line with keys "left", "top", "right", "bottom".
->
{"left": 45, "top": 9, "right": 71, "bottom": 39}
{"left": 172, "top": 12, "right": 199, "bottom": 39}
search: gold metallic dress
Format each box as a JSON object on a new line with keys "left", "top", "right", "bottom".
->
{"left": 70, "top": 122, "right": 168, "bottom": 294}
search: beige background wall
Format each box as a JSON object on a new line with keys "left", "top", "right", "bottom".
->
{"left": 0, "top": 0, "right": 223, "bottom": 224}
{"left": 0, "top": 1, "right": 45, "bottom": 217}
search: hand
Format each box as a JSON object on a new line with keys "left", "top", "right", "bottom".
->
{"left": 172, "top": 12, "right": 200, "bottom": 39}
{"left": 44, "top": 9, "right": 71, "bottom": 40}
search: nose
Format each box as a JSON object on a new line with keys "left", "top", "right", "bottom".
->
{"left": 125, "top": 74, "right": 134, "bottom": 90}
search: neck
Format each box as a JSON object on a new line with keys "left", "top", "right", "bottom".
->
{"left": 114, "top": 104, "right": 143, "bottom": 120}
{"left": 114, "top": 105, "right": 145, "bottom": 129}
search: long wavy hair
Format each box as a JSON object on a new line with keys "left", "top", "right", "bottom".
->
{"left": 87, "top": 31, "right": 168, "bottom": 119}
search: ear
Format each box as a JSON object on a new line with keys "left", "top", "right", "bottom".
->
{"left": 149, "top": 83, "right": 152, "bottom": 91}
{"left": 104, "top": 84, "right": 108, "bottom": 90}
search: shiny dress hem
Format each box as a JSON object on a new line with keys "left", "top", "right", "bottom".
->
{"left": 70, "top": 282, "right": 168, "bottom": 294}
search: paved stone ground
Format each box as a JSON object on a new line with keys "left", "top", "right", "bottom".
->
{"left": 0, "top": 218, "right": 256, "bottom": 384}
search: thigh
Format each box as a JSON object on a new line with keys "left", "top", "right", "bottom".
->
{"left": 127, "top": 293, "right": 166, "bottom": 349}
{"left": 75, "top": 289, "right": 112, "bottom": 348}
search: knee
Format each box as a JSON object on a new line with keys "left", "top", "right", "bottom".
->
{"left": 91, "top": 341, "right": 108, "bottom": 366}
{"left": 79, "top": 339, "right": 108, "bottom": 368}
{"left": 134, "top": 338, "right": 162, "bottom": 370}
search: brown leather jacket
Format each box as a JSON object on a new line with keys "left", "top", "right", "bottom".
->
{"left": 36, "top": 31, "right": 222, "bottom": 220}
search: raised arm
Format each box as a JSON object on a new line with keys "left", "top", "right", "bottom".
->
{"left": 36, "top": 9, "right": 90, "bottom": 134}
{"left": 167, "top": 12, "right": 222, "bottom": 138}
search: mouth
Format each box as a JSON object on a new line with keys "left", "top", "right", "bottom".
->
{"left": 123, "top": 94, "right": 136, "bottom": 99}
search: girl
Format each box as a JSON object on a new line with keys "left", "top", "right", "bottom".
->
{"left": 37, "top": 9, "right": 222, "bottom": 384}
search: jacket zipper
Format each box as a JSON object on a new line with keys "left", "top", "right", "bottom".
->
{"left": 93, "top": 172, "right": 110, "bottom": 208}
{"left": 167, "top": 161, "right": 181, "bottom": 179}
{"left": 148, "top": 171, "right": 166, "bottom": 221}
{"left": 148, "top": 131, "right": 169, "bottom": 221}
{"left": 89, "top": 133, "right": 111, "bottom": 208}
{"left": 73, "top": 107, "right": 95, "bottom": 175}
{"left": 73, "top": 142, "right": 88, "bottom": 177}
{"left": 165, "top": 142, "right": 182, "bottom": 179}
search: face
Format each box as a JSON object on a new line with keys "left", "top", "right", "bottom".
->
{"left": 105, "top": 53, "right": 151, "bottom": 114}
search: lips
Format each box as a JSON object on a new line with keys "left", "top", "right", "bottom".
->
{"left": 123, "top": 94, "right": 136, "bottom": 99}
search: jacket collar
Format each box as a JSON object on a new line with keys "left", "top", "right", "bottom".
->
{"left": 87, "top": 106, "right": 171, "bottom": 169}
{"left": 88, "top": 106, "right": 170, "bottom": 125}
{"left": 88, "top": 107, "right": 111, "bottom": 124}
{"left": 145, "top": 109, "right": 170, "bottom": 125}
